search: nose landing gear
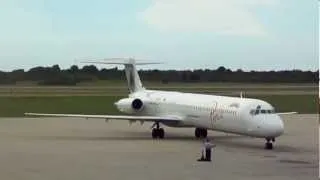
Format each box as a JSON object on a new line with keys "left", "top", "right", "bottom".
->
{"left": 265, "top": 138, "right": 275, "bottom": 150}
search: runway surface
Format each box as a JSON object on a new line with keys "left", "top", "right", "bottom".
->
{"left": 0, "top": 114, "right": 318, "bottom": 180}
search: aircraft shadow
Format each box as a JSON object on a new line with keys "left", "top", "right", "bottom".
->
{"left": 23, "top": 131, "right": 301, "bottom": 152}
{"left": 25, "top": 131, "right": 246, "bottom": 142}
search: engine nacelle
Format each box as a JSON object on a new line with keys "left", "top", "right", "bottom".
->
{"left": 115, "top": 98, "right": 145, "bottom": 114}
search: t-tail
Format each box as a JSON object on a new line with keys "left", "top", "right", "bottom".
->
{"left": 81, "top": 58, "right": 161, "bottom": 93}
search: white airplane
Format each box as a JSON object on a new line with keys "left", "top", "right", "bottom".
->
{"left": 25, "top": 58, "right": 297, "bottom": 150}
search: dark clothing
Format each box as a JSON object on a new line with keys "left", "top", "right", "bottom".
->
{"left": 205, "top": 149, "right": 211, "bottom": 161}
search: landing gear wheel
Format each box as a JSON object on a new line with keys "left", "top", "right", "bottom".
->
{"left": 265, "top": 138, "right": 274, "bottom": 150}
{"left": 195, "top": 128, "right": 201, "bottom": 138}
{"left": 201, "top": 129, "right": 208, "bottom": 138}
{"left": 195, "top": 128, "right": 208, "bottom": 138}
{"left": 265, "top": 142, "right": 273, "bottom": 150}
{"left": 152, "top": 128, "right": 158, "bottom": 139}
{"left": 158, "top": 128, "right": 165, "bottom": 139}
{"left": 151, "top": 122, "right": 165, "bottom": 139}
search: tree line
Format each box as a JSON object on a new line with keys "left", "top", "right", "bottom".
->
{"left": 0, "top": 65, "right": 318, "bottom": 85}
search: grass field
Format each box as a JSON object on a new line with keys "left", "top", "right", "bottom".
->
{"left": 0, "top": 82, "right": 317, "bottom": 96}
{"left": 0, "top": 82, "right": 317, "bottom": 117}
{"left": 0, "top": 95, "right": 317, "bottom": 117}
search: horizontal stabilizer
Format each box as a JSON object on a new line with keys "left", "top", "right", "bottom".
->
{"left": 79, "top": 57, "right": 163, "bottom": 93}
{"left": 80, "top": 58, "right": 164, "bottom": 65}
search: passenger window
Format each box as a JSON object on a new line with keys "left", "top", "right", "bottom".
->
{"left": 261, "top": 110, "right": 266, "bottom": 114}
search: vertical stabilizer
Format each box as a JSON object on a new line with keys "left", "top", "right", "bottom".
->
{"left": 124, "top": 59, "right": 144, "bottom": 93}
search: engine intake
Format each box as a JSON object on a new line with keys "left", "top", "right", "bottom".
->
{"left": 131, "top": 98, "right": 144, "bottom": 110}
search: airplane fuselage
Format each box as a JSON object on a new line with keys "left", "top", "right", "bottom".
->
{"left": 115, "top": 90, "right": 284, "bottom": 139}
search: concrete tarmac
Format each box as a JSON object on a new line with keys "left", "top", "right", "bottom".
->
{"left": 0, "top": 114, "right": 318, "bottom": 180}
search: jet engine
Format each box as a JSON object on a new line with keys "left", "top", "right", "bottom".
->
{"left": 115, "top": 97, "right": 146, "bottom": 114}
{"left": 131, "top": 98, "right": 144, "bottom": 111}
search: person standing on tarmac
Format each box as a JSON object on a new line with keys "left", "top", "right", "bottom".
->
{"left": 204, "top": 138, "right": 216, "bottom": 161}
{"left": 198, "top": 138, "right": 216, "bottom": 162}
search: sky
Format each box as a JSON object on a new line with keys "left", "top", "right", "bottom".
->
{"left": 0, "top": 0, "right": 318, "bottom": 71}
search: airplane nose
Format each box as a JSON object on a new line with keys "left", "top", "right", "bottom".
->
{"left": 269, "top": 115, "right": 284, "bottom": 137}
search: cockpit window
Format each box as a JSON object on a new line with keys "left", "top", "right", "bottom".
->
{"left": 250, "top": 108, "right": 275, "bottom": 115}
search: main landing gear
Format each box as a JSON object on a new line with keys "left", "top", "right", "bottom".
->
{"left": 265, "top": 138, "right": 275, "bottom": 150}
{"left": 195, "top": 128, "right": 208, "bottom": 138}
{"left": 152, "top": 122, "right": 164, "bottom": 139}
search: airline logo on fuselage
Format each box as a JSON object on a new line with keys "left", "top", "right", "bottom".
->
{"left": 229, "top": 103, "right": 240, "bottom": 108}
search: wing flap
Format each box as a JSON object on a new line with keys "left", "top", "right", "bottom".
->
{"left": 24, "top": 113, "right": 182, "bottom": 122}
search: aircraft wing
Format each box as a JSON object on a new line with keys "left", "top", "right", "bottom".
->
{"left": 276, "top": 112, "right": 298, "bottom": 115}
{"left": 24, "top": 113, "right": 182, "bottom": 122}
